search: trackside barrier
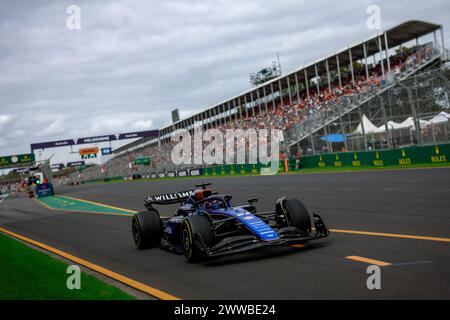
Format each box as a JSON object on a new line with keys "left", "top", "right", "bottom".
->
{"left": 167, "top": 171, "right": 177, "bottom": 178}
{"left": 195, "top": 144, "right": 449, "bottom": 176}
{"left": 84, "top": 176, "right": 123, "bottom": 184}
{"left": 190, "top": 169, "right": 202, "bottom": 176}
{"left": 79, "top": 144, "right": 448, "bottom": 184}
{"left": 203, "top": 160, "right": 289, "bottom": 177}
{"left": 294, "top": 143, "right": 450, "bottom": 170}
{"left": 178, "top": 170, "right": 188, "bottom": 177}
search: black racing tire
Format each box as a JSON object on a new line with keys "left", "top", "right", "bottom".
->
{"left": 280, "top": 198, "right": 312, "bottom": 232}
{"left": 181, "top": 216, "right": 214, "bottom": 263}
{"left": 132, "top": 210, "right": 162, "bottom": 249}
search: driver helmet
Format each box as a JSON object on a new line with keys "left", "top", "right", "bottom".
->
{"left": 194, "top": 189, "right": 212, "bottom": 201}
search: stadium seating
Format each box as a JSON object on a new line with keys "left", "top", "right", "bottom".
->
{"left": 63, "top": 43, "right": 445, "bottom": 183}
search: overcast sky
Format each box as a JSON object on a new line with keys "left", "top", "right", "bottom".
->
{"left": 0, "top": 0, "right": 449, "bottom": 165}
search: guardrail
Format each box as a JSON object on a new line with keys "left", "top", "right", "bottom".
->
{"left": 73, "top": 143, "right": 450, "bottom": 185}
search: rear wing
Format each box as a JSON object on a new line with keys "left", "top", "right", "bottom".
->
{"left": 145, "top": 190, "right": 195, "bottom": 207}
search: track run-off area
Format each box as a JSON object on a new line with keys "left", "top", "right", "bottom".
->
{"left": 1, "top": 168, "right": 449, "bottom": 299}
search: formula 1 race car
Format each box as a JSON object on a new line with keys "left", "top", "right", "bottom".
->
{"left": 131, "top": 183, "right": 328, "bottom": 262}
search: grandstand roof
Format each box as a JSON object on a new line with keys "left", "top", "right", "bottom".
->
{"left": 169, "top": 20, "right": 441, "bottom": 125}
{"left": 319, "top": 20, "right": 441, "bottom": 75}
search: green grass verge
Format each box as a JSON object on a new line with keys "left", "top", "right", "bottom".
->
{"left": 0, "top": 233, "right": 135, "bottom": 300}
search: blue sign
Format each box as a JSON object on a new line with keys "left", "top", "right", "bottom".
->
{"left": 37, "top": 183, "right": 54, "bottom": 198}
{"left": 320, "top": 134, "right": 346, "bottom": 143}
{"left": 101, "top": 148, "right": 113, "bottom": 155}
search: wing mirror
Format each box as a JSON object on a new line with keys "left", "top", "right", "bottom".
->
{"left": 248, "top": 198, "right": 258, "bottom": 204}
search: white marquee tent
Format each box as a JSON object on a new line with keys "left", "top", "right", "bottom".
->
{"left": 429, "top": 112, "right": 450, "bottom": 124}
{"left": 398, "top": 117, "right": 430, "bottom": 130}
{"left": 374, "top": 121, "right": 403, "bottom": 133}
{"left": 353, "top": 115, "right": 378, "bottom": 135}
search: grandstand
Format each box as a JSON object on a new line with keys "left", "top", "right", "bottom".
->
{"left": 65, "top": 20, "right": 450, "bottom": 183}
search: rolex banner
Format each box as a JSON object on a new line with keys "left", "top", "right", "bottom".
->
{"left": 0, "top": 153, "right": 35, "bottom": 169}
{"left": 297, "top": 143, "right": 450, "bottom": 169}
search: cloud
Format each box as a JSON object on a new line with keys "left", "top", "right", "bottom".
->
{"left": 133, "top": 120, "right": 153, "bottom": 130}
{"left": 0, "top": 114, "right": 13, "bottom": 130}
{"left": 0, "top": 0, "right": 449, "bottom": 161}
{"left": 37, "top": 118, "right": 67, "bottom": 137}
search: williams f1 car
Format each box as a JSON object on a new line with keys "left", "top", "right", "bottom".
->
{"left": 131, "top": 183, "right": 328, "bottom": 262}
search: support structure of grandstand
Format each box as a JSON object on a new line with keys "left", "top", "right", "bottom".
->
{"left": 63, "top": 20, "right": 450, "bottom": 184}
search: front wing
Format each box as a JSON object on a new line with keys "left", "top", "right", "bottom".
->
{"left": 201, "top": 213, "right": 329, "bottom": 258}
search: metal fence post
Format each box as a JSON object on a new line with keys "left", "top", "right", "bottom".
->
{"left": 310, "top": 130, "right": 316, "bottom": 155}
{"left": 396, "top": 81, "right": 424, "bottom": 145}
{"left": 349, "top": 95, "right": 367, "bottom": 151}
{"left": 369, "top": 89, "right": 392, "bottom": 149}
{"left": 338, "top": 103, "right": 349, "bottom": 151}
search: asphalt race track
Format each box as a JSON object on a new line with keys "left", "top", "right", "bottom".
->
{"left": 1, "top": 168, "right": 449, "bottom": 299}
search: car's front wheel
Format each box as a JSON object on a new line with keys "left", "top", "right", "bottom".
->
{"left": 132, "top": 210, "right": 162, "bottom": 249}
{"left": 276, "top": 197, "right": 312, "bottom": 232}
{"left": 181, "top": 216, "right": 214, "bottom": 262}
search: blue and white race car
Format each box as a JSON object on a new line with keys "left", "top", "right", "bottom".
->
{"left": 132, "top": 183, "right": 329, "bottom": 262}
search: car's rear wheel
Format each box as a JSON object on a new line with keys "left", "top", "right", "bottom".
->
{"left": 181, "top": 216, "right": 214, "bottom": 262}
{"left": 277, "top": 197, "right": 312, "bottom": 232}
{"left": 132, "top": 210, "right": 162, "bottom": 249}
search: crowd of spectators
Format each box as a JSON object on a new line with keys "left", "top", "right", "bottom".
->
{"left": 74, "top": 43, "right": 434, "bottom": 181}
{"left": 0, "top": 182, "right": 20, "bottom": 194}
